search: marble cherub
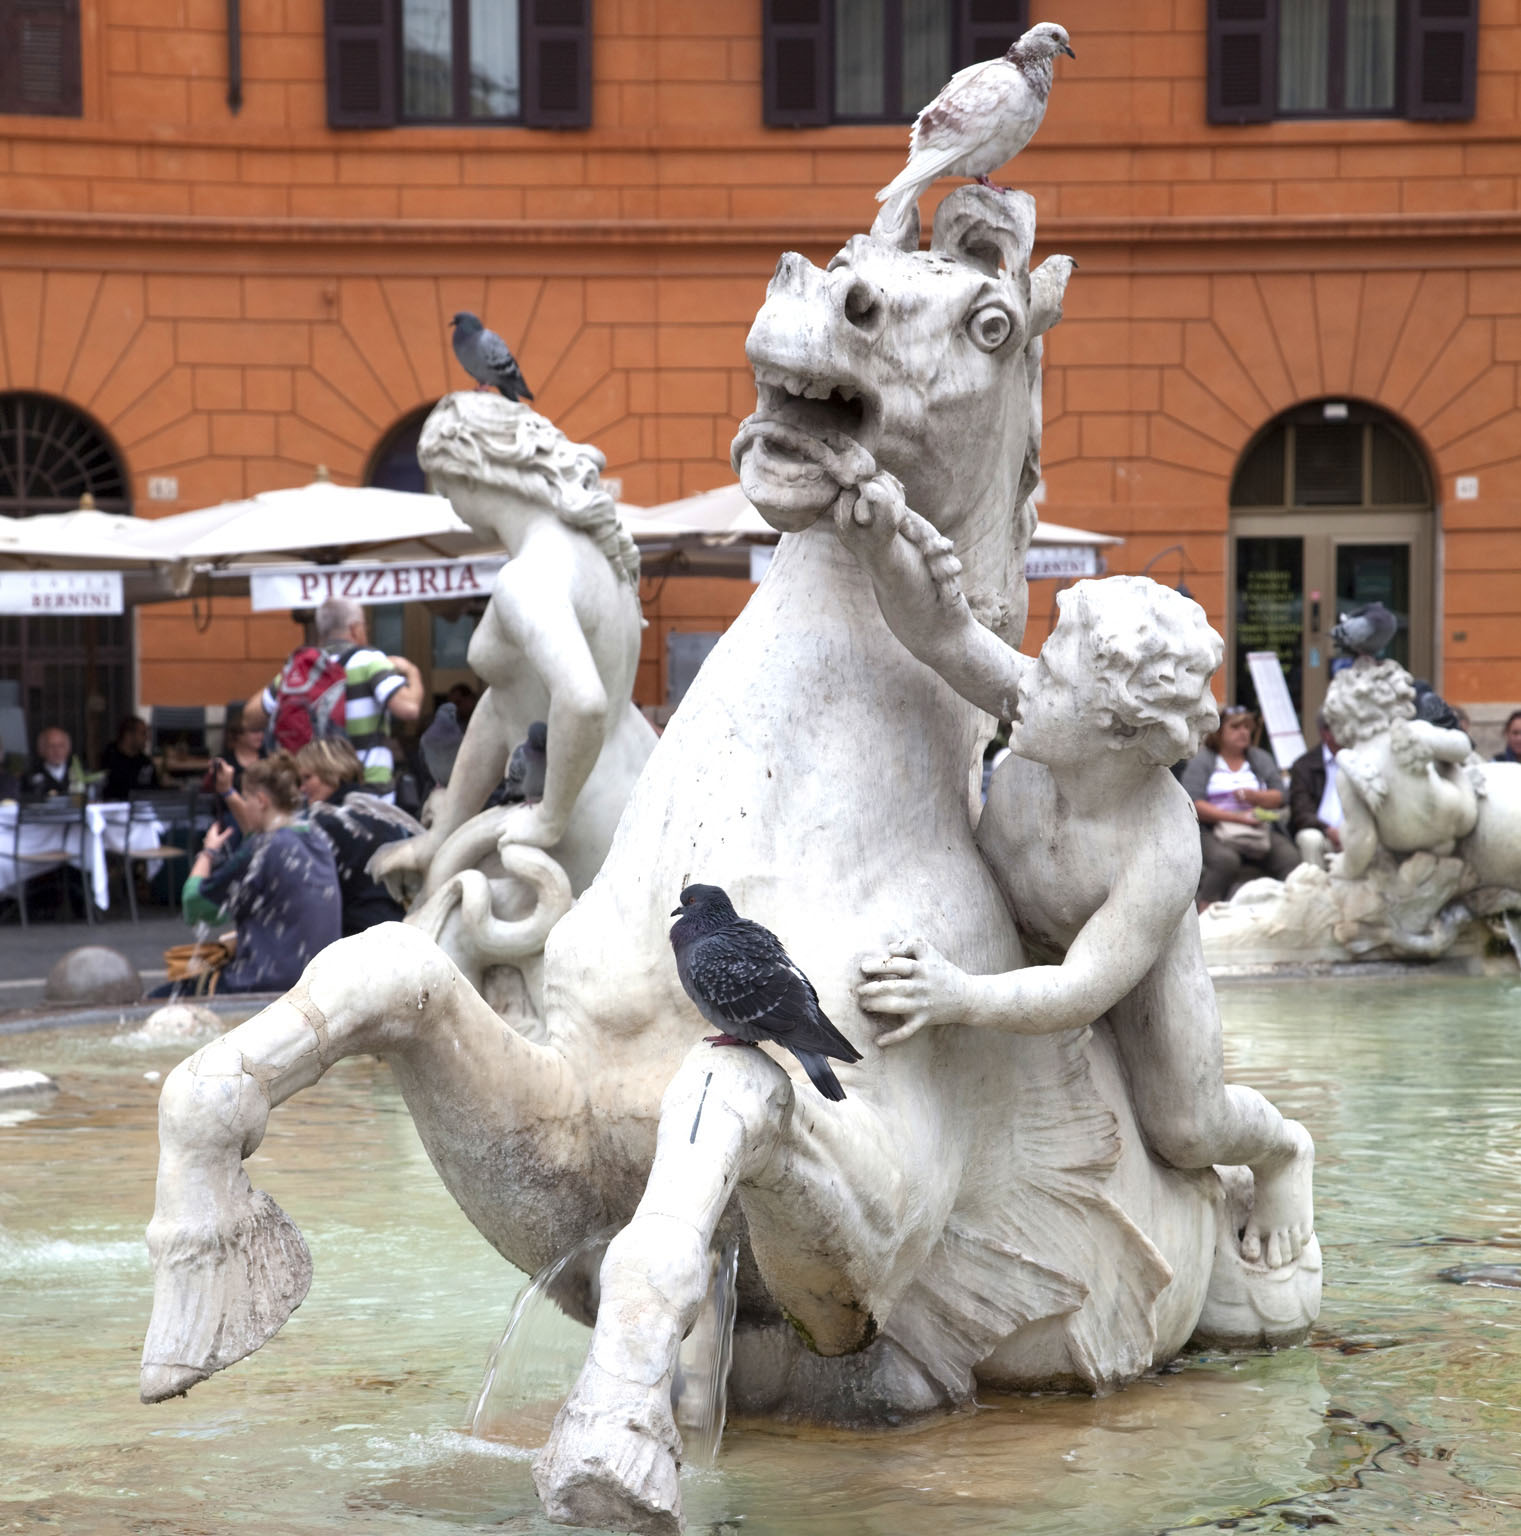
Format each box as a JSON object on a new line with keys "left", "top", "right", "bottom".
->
{"left": 839, "top": 479, "right": 1314, "bottom": 1268}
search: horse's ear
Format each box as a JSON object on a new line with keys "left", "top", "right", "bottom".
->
{"left": 929, "top": 186, "right": 1036, "bottom": 279}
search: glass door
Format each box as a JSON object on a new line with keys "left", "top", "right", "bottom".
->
{"left": 1229, "top": 512, "right": 1432, "bottom": 735}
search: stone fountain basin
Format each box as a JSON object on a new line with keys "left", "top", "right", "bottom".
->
{"left": 4, "top": 975, "right": 1521, "bottom": 1532}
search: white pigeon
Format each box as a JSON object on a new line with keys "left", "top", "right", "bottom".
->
{"left": 875, "top": 22, "right": 1075, "bottom": 233}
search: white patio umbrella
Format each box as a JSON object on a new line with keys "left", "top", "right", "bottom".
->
{"left": 625, "top": 480, "right": 1124, "bottom": 551}
{"left": 130, "top": 474, "right": 489, "bottom": 570}
{"left": 0, "top": 506, "right": 169, "bottom": 567}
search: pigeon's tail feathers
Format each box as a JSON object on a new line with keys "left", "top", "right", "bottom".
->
{"left": 795, "top": 1050, "right": 848, "bottom": 1102}
{"left": 875, "top": 182, "right": 923, "bottom": 235}
{"left": 811, "top": 1008, "right": 864, "bottom": 1064}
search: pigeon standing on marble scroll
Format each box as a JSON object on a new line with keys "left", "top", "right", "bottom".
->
{"left": 1331, "top": 601, "right": 1398, "bottom": 658}
{"left": 875, "top": 21, "right": 1075, "bottom": 234}
{"left": 450, "top": 312, "right": 534, "bottom": 402}
{"left": 669, "top": 883, "right": 863, "bottom": 1102}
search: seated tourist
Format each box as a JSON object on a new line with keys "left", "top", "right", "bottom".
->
{"left": 179, "top": 753, "right": 341, "bottom": 994}
{"left": 100, "top": 715, "right": 160, "bottom": 801}
{"left": 1494, "top": 708, "right": 1521, "bottom": 764}
{"left": 294, "top": 737, "right": 413, "bottom": 935}
{"left": 1288, "top": 714, "right": 1343, "bottom": 870}
{"left": 22, "top": 726, "right": 79, "bottom": 799}
{"left": 1179, "top": 706, "right": 1300, "bottom": 907}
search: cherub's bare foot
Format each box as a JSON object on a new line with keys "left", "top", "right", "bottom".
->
{"left": 1240, "top": 1119, "right": 1315, "bottom": 1269}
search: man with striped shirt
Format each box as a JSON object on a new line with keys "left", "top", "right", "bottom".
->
{"left": 244, "top": 597, "right": 423, "bottom": 800}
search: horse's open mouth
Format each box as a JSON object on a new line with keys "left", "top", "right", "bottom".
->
{"left": 753, "top": 365, "right": 874, "bottom": 447}
{"left": 731, "top": 366, "right": 880, "bottom": 530}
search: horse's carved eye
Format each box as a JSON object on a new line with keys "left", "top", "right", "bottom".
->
{"left": 968, "top": 306, "right": 1012, "bottom": 352}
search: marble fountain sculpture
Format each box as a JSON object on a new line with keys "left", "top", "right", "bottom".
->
{"left": 1200, "top": 659, "right": 1521, "bottom": 967}
{"left": 141, "top": 186, "right": 1321, "bottom": 1535}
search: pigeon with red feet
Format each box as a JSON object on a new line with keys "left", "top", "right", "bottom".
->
{"left": 669, "top": 883, "right": 862, "bottom": 1102}
{"left": 875, "top": 21, "right": 1075, "bottom": 234}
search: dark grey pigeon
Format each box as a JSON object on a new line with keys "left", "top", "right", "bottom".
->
{"left": 451, "top": 311, "right": 534, "bottom": 401}
{"left": 1413, "top": 679, "right": 1464, "bottom": 734}
{"left": 669, "top": 883, "right": 861, "bottom": 1102}
{"left": 503, "top": 721, "right": 548, "bottom": 804}
{"left": 1331, "top": 601, "right": 1397, "bottom": 658}
{"left": 419, "top": 701, "right": 462, "bottom": 788}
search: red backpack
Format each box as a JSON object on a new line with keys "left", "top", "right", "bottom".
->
{"left": 271, "top": 646, "right": 354, "bottom": 752}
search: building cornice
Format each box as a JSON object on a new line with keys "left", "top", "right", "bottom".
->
{"left": 4, "top": 208, "right": 1521, "bottom": 250}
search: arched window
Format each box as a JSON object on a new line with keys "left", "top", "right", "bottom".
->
{"left": 0, "top": 392, "right": 129, "bottom": 515}
{"left": 365, "top": 404, "right": 436, "bottom": 496}
{"left": 0, "top": 392, "right": 133, "bottom": 769}
{"left": 1227, "top": 399, "right": 1435, "bottom": 733}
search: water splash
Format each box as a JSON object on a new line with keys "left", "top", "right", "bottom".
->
{"left": 468, "top": 1228, "right": 740, "bottom": 1468}
{"left": 1503, "top": 910, "right": 1521, "bottom": 970}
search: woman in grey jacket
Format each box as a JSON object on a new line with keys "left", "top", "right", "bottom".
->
{"left": 1179, "top": 705, "right": 1300, "bottom": 907}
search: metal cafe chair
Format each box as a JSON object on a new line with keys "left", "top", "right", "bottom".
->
{"left": 111, "top": 789, "right": 191, "bottom": 924}
{"left": 9, "top": 798, "right": 92, "bottom": 929}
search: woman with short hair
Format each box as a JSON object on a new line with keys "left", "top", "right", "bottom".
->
{"left": 294, "top": 737, "right": 415, "bottom": 935}
{"left": 1180, "top": 705, "right": 1301, "bottom": 908}
{"left": 180, "top": 752, "right": 341, "bottom": 993}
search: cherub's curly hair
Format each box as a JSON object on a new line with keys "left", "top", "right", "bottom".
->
{"left": 1322, "top": 658, "right": 1414, "bottom": 747}
{"left": 1057, "top": 577, "right": 1224, "bottom": 766}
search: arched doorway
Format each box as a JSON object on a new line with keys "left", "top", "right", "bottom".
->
{"left": 1228, "top": 399, "right": 1435, "bottom": 735}
{"left": 0, "top": 392, "right": 133, "bottom": 767}
{"left": 363, "top": 403, "right": 481, "bottom": 702}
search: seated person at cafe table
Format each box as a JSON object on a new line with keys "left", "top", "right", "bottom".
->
{"left": 100, "top": 715, "right": 161, "bottom": 801}
{"left": 294, "top": 737, "right": 415, "bottom": 935}
{"left": 177, "top": 753, "right": 342, "bottom": 995}
{"left": 22, "top": 726, "right": 83, "bottom": 799}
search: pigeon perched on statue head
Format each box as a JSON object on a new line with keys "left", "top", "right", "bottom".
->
{"left": 669, "top": 883, "right": 862, "bottom": 1103}
{"left": 875, "top": 21, "right": 1075, "bottom": 233}
{"left": 1331, "top": 601, "right": 1398, "bottom": 658}
{"left": 450, "top": 312, "right": 534, "bottom": 402}
{"left": 502, "top": 721, "right": 548, "bottom": 805}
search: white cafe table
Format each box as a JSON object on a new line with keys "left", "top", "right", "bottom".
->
{"left": 0, "top": 801, "right": 168, "bottom": 911}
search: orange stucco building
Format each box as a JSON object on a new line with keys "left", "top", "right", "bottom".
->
{"left": 1, "top": 0, "right": 1518, "bottom": 753}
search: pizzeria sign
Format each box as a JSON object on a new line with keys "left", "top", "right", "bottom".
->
{"left": 248, "top": 557, "right": 507, "bottom": 612}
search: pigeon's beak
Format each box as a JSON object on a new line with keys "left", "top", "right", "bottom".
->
{"left": 1062, "top": 43, "right": 1076, "bottom": 58}
{"left": 670, "top": 906, "right": 682, "bottom": 917}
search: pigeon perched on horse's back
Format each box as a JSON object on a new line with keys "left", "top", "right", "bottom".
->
{"left": 1331, "top": 601, "right": 1398, "bottom": 658}
{"left": 450, "top": 312, "right": 534, "bottom": 401}
{"left": 875, "top": 21, "right": 1075, "bottom": 234}
{"left": 669, "top": 883, "right": 862, "bottom": 1102}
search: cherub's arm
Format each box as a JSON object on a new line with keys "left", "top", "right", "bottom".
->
{"left": 859, "top": 849, "right": 1191, "bottom": 1044}
{"left": 1409, "top": 720, "right": 1474, "bottom": 765}
{"left": 1327, "top": 772, "right": 1379, "bottom": 880}
{"left": 833, "top": 474, "right": 1031, "bottom": 723}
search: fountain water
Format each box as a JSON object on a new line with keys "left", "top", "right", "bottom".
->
{"left": 470, "top": 1232, "right": 740, "bottom": 1468}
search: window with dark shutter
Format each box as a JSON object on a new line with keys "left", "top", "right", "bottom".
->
{"left": 325, "top": 0, "right": 397, "bottom": 127}
{"left": 1207, "top": 0, "right": 1276, "bottom": 124}
{"left": 764, "top": 0, "right": 830, "bottom": 125}
{"left": 523, "top": 0, "right": 591, "bottom": 127}
{"left": 1406, "top": 0, "right": 1478, "bottom": 120}
{"left": 0, "top": 0, "right": 82, "bottom": 118}
{"left": 958, "top": 0, "right": 1028, "bottom": 66}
